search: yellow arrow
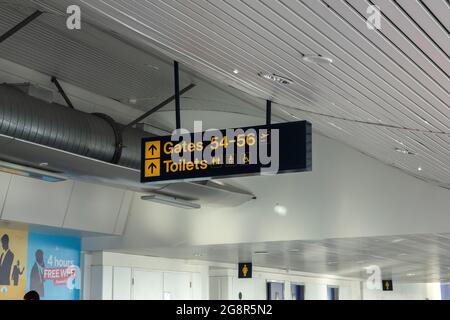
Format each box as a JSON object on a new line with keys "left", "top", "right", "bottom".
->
{"left": 145, "top": 141, "right": 160, "bottom": 159}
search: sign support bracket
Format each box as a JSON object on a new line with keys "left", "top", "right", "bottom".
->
{"left": 266, "top": 100, "right": 272, "bottom": 125}
{"left": 174, "top": 61, "right": 181, "bottom": 129}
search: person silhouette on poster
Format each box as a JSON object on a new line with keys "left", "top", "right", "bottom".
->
{"left": 0, "top": 234, "right": 14, "bottom": 285}
{"left": 11, "top": 260, "right": 25, "bottom": 286}
{"left": 30, "top": 249, "right": 45, "bottom": 297}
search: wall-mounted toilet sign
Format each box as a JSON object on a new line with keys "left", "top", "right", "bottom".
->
{"left": 141, "top": 121, "right": 312, "bottom": 183}
{"left": 382, "top": 279, "right": 393, "bottom": 291}
{"left": 238, "top": 262, "right": 252, "bottom": 279}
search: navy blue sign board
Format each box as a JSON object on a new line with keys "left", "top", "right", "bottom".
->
{"left": 382, "top": 279, "right": 393, "bottom": 291}
{"left": 238, "top": 262, "right": 252, "bottom": 279}
{"left": 141, "top": 120, "right": 312, "bottom": 183}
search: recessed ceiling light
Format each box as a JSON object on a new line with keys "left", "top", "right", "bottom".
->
{"left": 254, "top": 251, "right": 269, "bottom": 255}
{"left": 128, "top": 98, "right": 137, "bottom": 104}
{"left": 328, "top": 122, "right": 350, "bottom": 134}
{"left": 328, "top": 122, "right": 343, "bottom": 131}
{"left": 233, "top": 69, "right": 239, "bottom": 74}
{"left": 406, "top": 273, "right": 416, "bottom": 277}
{"left": 274, "top": 204, "right": 287, "bottom": 216}
{"left": 418, "top": 167, "right": 422, "bottom": 171}
{"left": 39, "top": 162, "right": 48, "bottom": 167}
{"left": 392, "top": 238, "right": 405, "bottom": 243}
{"left": 258, "top": 72, "right": 293, "bottom": 85}
{"left": 302, "top": 54, "right": 333, "bottom": 65}
{"left": 394, "top": 147, "right": 415, "bottom": 155}
{"left": 145, "top": 64, "right": 160, "bottom": 70}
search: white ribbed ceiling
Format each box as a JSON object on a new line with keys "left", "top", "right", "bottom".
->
{"left": 121, "top": 232, "right": 450, "bottom": 283}
{"left": 0, "top": 2, "right": 273, "bottom": 121}
{"left": 0, "top": 0, "right": 449, "bottom": 188}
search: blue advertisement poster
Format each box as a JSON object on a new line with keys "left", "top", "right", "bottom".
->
{"left": 26, "top": 232, "right": 81, "bottom": 300}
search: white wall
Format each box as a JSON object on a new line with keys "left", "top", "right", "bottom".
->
{"left": 362, "top": 282, "right": 441, "bottom": 300}
{"left": 81, "top": 252, "right": 93, "bottom": 300}
{"left": 85, "top": 253, "right": 445, "bottom": 300}
{"left": 84, "top": 252, "right": 365, "bottom": 300}
{"left": 189, "top": 133, "right": 450, "bottom": 245}
{"left": 210, "top": 267, "right": 444, "bottom": 301}
{"left": 209, "top": 266, "right": 362, "bottom": 300}
{"left": 0, "top": 171, "right": 132, "bottom": 235}
{"left": 87, "top": 252, "right": 209, "bottom": 300}
{"left": 83, "top": 132, "right": 450, "bottom": 253}
{"left": 83, "top": 193, "right": 194, "bottom": 251}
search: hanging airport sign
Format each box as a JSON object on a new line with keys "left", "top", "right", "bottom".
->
{"left": 238, "top": 262, "right": 252, "bottom": 279}
{"left": 382, "top": 279, "right": 393, "bottom": 291}
{"left": 141, "top": 120, "right": 312, "bottom": 183}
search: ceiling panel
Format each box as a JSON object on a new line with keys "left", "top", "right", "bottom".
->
{"left": 0, "top": 0, "right": 448, "bottom": 189}
{"left": 395, "top": 0, "right": 450, "bottom": 58}
{"left": 422, "top": 0, "right": 450, "bottom": 33}
{"left": 0, "top": 2, "right": 269, "bottom": 118}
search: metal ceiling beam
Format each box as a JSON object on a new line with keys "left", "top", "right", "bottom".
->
{"left": 123, "top": 83, "right": 196, "bottom": 130}
{"left": 0, "top": 10, "right": 42, "bottom": 43}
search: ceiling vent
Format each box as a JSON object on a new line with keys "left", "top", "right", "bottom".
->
{"left": 258, "top": 72, "right": 293, "bottom": 85}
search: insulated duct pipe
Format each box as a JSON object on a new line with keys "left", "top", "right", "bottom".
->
{"left": 0, "top": 84, "right": 147, "bottom": 169}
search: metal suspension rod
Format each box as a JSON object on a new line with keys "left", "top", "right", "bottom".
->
{"left": 266, "top": 100, "right": 272, "bottom": 126}
{"left": 174, "top": 61, "right": 181, "bottom": 129}
{"left": 51, "top": 76, "right": 75, "bottom": 109}
{"left": 0, "top": 10, "right": 42, "bottom": 43}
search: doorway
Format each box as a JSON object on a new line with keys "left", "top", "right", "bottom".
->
{"left": 266, "top": 281, "right": 284, "bottom": 300}
{"left": 327, "top": 286, "right": 339, "bottom": 300}
{"left": 291, "top": 283, "right": 305, "bottom": 300}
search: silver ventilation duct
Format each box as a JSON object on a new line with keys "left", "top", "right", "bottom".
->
{"left": 0, "top": 84, "right": 145, "bottom": 169}
{"left": 0, "top": 83, "right": 256, "bottom": 207}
